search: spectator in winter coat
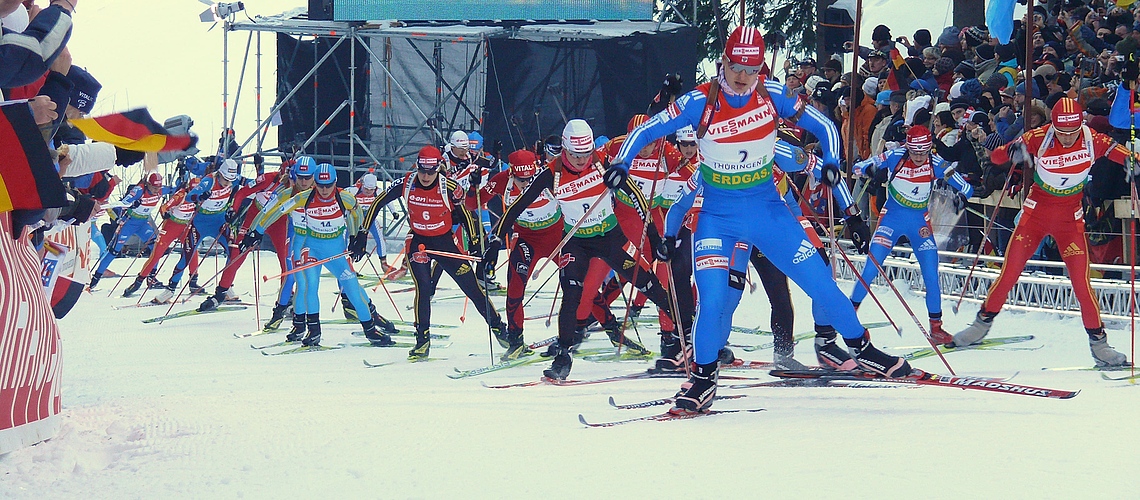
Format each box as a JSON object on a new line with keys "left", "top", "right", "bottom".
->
{"left": 0, "top": 0, "right": 74, "bottom": 88}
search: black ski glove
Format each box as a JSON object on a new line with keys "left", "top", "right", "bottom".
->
{"left": 481, "top": 233, "right": 503, "bottom": 263}
{"left": 239, "top": 230, "right": 262, "bottom": 253}
{"left": 655, "top": 235, "right": 678, "bottom": 262}
{"left": 820, "top": 162, "right": 842, "bottom": 187}
{"left": 349, "top": 231, "right": 369, "bottom": 262}
{"left": 846, "top": 215, "right": 870, "bottom": 254}
{"left": 602, "top": 165, "right": 629, "bottom": 190}
{"left": 952, "top": 192, "right": 968, "bottom": 214}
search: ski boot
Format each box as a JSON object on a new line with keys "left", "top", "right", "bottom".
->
{"left": 88, "top": 275, "right": 101, "bottom": 291}
{"left": 717, "top": 347, "right": 735, "bottom": 365}
{"left": 953, "top": 310, "right": 996, "bottom": 347}
{"left": 198, "top": 286, "right": 228, "bottom": 312}
{"left": 928, "top": 317, "right": 953, "bottom": 345}
{"left": 491, "top": 323, "right": 511, "bottom": 349}
{"left": 813, "top": 325, "right": 857, "bottom": 370}
{"left": 604, "top": 320, "right": 650, "bottom": 355}
{"left": 846, "top": 331, "right": 915, "bottom": 378}
{"left": 651, "top": 330, "right": 686, "bottom": 373}
{"left": 543, "top": 329, "right": 586, "bottom": 357}
{"left": 340, "top": 293, "right": 360, "bottom": 321}
{"left": 152, "top": 282, "right": 177, "bottom": 304}
{"left": 264, "top": 303, "right": 290, "bottom": 331}
{"left": 408, "top": 330, "right": 431, "bottom": 360}
{"left": 670, "top": 361, "right": 719, "bottom": 415}
{"left": 372, "top": 309, "right": 399, "bottom": 335}
{"left": 286, "top": 313, "right": 307, "bottom": 342}
{"left": 122, "top": 277, "right": 144, "bottom": 297}
{"left": 187, "top": 274, "right": 204, "bottom": 295}
{"left": 628, "top": 304, "right": 644, "bottom": 319}
{"left": 773, "top": 331, "right": 807, "bottom": 370}
{"left": 363, "top": 323, "right": 396, "bottom": 347}
{"left": 500, "top": 329, "right": 533, "bottom": 361}
{"left": 302, "top": 314, "right": 322, "bottom": 347}
{"left": 1088, "top": 327, "right": 1128, "bottom": 367}
{"left": 543, "top": 347, "right": 573, "bottom": 380}
{"left": 145, "top": 273, "right": 163, "bottom": 289}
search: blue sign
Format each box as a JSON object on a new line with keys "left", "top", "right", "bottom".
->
{"left": 333, "top": 0, "right": 654, "bottom": 21}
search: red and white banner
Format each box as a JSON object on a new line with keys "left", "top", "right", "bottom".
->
{"left": 0, "top": 213, "right": 63, "bottom": 454}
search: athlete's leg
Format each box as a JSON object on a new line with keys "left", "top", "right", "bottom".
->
{"left": 850, "top": 208, "right": 901, "bottom": 306}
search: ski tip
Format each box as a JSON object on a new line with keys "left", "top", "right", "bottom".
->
{"left": 1061, "top": 390, "right": 1080, "bottom": 399}
{"left": 260, "top": 350, "right": 271, "bottom": 356}
{"left": 607, "top": 396, "right": 617, "bottom": 407}
{"left": 577, "top": 414, "right": 589, "bottom": 426}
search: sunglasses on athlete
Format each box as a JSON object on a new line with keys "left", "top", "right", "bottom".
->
{"left": 729, "top": 63, "right": 762, "bottom": 75}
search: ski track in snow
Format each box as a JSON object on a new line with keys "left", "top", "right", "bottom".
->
{"left": 1, "top": 252, "right": 1139, "bottom": 497}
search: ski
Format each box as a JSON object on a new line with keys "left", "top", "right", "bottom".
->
{"left": 768, "top": 370, "right": 1076, "bottom": 399}
{"left": 235, "top": 329, "right": 277, "bottom": 339}
{"left": 528, "top": 336, "right": 557, "bottom": 350}
{"left": 339, "top": 341, "right": 452, "bottom": 349}
{"left": 733, "top": 321, "right": 892, "bottom": 336}
{"left": 580, "top": 350, "right": 656, "bottom": 362}
{"left": 608, "top": 394, "right": 746, "bottom": 410}
{"left": 447, "top": 347, "right": 614, "bottom": 379}
{"left": 899, "top": 335, "right": 1037, "bottom": 360}
{"left": 1099, "top": 370, "right": 1140, "bottom": 381}
{"left": 251, "top": 340, "right": 296, "bottom": 350}
{"left": 351, "top": 330, "right": 450, "bottom": 340}
{"left": 362, "top": 359, "right": 395, "bottom": 368}
{"left": 480, "top": 371, "right": 759, "bottom": 389}
{"left": 142, "top": 306, "right": 248, "bottom": 324}
{"left": 112, "top": 300, "right": 172, "bottom": 310}
{"left": 721, "top": 359, "right": 776, "bottom": 370}
{"left": 1043, "top": 363, "right": 1133, "bottom": 372}
{"left": 261, "top": 345, "right": 342, "bottom": 356}
{"left": 739, "top": 332, "right": 814, "bottom": 352}
{"left": 578, "top": 408, "right": 766, "bottom": 427}
{"left": 324, "top": 318, "right": 458, "bottom": 329}
{"left": 725, "top": 378, "right": 914, "bottom": 389}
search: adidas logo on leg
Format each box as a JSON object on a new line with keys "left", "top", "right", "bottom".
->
{"left": 791, "top": 240, "right": 817, "bottom": 265}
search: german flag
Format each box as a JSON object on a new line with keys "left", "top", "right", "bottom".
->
{"left": 885, "top": 48, "right": 909, "bottom": 91}
{"left": 69, "top": 108, "right": 197, "bottom": 153}
{"left": 0, "top": 103, "right": 69, "bottom": 213}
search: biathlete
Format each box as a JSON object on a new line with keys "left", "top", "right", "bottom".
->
{"left": 89, "top": 172, "right": 163, "bottom": 290}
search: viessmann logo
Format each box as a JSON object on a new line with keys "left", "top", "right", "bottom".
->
{"left": 707, "top": 106, "right": 772, "bottom": 137}
{"left": 1037, "top": 150, "right": 1091, "bottom": 169}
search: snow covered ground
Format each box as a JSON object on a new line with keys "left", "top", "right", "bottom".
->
{"left": 2, "top": 250, "right": 1139, "bottom": 498}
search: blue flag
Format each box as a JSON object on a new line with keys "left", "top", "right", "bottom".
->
{"left": 986, "top": 0, "right": 1017, "bottom": 45}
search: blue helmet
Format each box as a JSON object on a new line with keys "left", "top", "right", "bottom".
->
{"left": 468, "top": 131, "right": 484, "bottom": 150}
{"left": 293, "top": 156, "right": 317, "bottom": 179}
{"left": 315, "top": 163, "right": 337, "bottom": 186}
{"left": 594, "top": 135, "right": 610, "bottom": 150}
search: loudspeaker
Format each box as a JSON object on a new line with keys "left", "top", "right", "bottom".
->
{"left": 308, "top": 0, "right": 333, "bottom": 21}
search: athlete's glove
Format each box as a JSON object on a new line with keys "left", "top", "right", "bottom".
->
{"left": 602, "top": 164, "right": 629, "bottom": 190}
{"left": 481, "top": 233, "right": 503, "bottom": 263}
{"left": 468, "top": 169, "right": 482, "bottom": 190}
{"left": 952, "top": 192, "right": 968, "bottom": 214}
{"left": 1007, "top": 141, "right": 1030, "bottom": 165}
{"left": 845, "top": 215, "right": 870, "bottom": 254}
{"left": 646, "top": 227, "right": 664, "bottom": 260}
{"left": 224, "top": 208, "right": 237, "bottom": 224}
{"left": 238, "top": 230, "right": 262, "bottom": 253}
{"left": 654, "top": 235, "right": 678, "bottom": 262}
{"left": 662, "top": 74, "right": 684, "bottom": 99}
{"left": 349, "top": 231, "right": 368, "bottom": 262}
{"left": 820, "top": 162, "right": 842, "bottom": 187}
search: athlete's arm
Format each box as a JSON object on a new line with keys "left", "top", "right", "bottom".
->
{"left": 494, "top": 169, "right": 553, "bottom": 239}
{"left": 340, "top": 190, "right": 362, "bottom": 235}
{"left": 361, "top": 176, "right": 407, "bottom": 231}
{"left": 613, "top": 90, "right": 705, "bottom": 167}
{"left": 933, "top": 154, "right": 974, "bottom": 198}
{"left": 251, "top": 191, "right": 305, "bottom": 233}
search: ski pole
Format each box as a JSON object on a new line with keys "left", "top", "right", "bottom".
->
{"left": 545, "top": 280, "right": 561, "bottom": 328}
{"left": 665, "top": 262, "right": 692, "bottom": 378}
{"left": 952, "top": 170, "right": 1016, "bottom": 314}
{"left": 418, "top": 245, "right": 481, "bottom": 262}
{"left": 828, "top": 182, "right": 955, "bottom": 375}
{"left": 159, "top": 221, "right": 234, "bottom": 321}
{"left": 253, "top": 248, "right": 261, "bottom": 327}
{"left": 616, "top": 149, "right": 666, "bottom": 355}
{"left": 785, "top": 181, "right": 902, "bottom": 336}
{"left": 362, "top": 250, "right": 404, "bottom": 322}
{"left": 261, "top": 250, "right": 351, "bottom": 281}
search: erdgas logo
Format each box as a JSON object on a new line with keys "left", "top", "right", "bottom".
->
{"left": 791, "top": 240, "right": 817, "bottom": 264}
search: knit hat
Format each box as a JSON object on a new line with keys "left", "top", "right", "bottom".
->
{"left": 949, "top": 81, "right": 964, "bottom": 99}
{"left": 975, "top": 44, "right": 995, "bottom": 61}
{"left": 914, "top": 29, "right": 932, "bottom": 47}
{"left": 935, "top": 56, "right": 956, "bottom": 75}
{"left": 963, "top": 26, "right": 989, "bottom": 48}
{"left": 960, "top": 78, "right": 984, "bottom": 100}
{"left": 862, "top": 77, "right": 879, "bottom": 97}
{"left": 889, "top": 90, "right": 908, "bottom": 104}
{"left": 937, "top": 26, "right": 960, "bottom": 47}
{"left": 876, "top": 90, "right": 892, "bottom": 106}
{"left": 1051, "top": 98, "right": 1083, "bottom": 132}
{"left": 823, "top": 58, "right": 843, "bottom": 73}
{"left": 873, "top": 24, "right": 892, "bottom": 42}
{"left": 954, "top": 60, "right": 976, "bottom": 79}
{"left": 507, "top": 150, "right": 539, "bottom": 178}
{"left": 986, "top": 73, "right": 1009, "bottom": 90}
{"left": 996, "top": 43, "right": 1017, "bottom": 62}
{"left": 1087, "top": 99, "right": 1111, "bottom": 116}
{"left": 950, "top": 99, "right": 971, "bottom": 112}
{"left": 799, "top": 58, "right": 817, "bottom": 68}
{"left": 805, "top": 75, "right": 828, "bottom": 93}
